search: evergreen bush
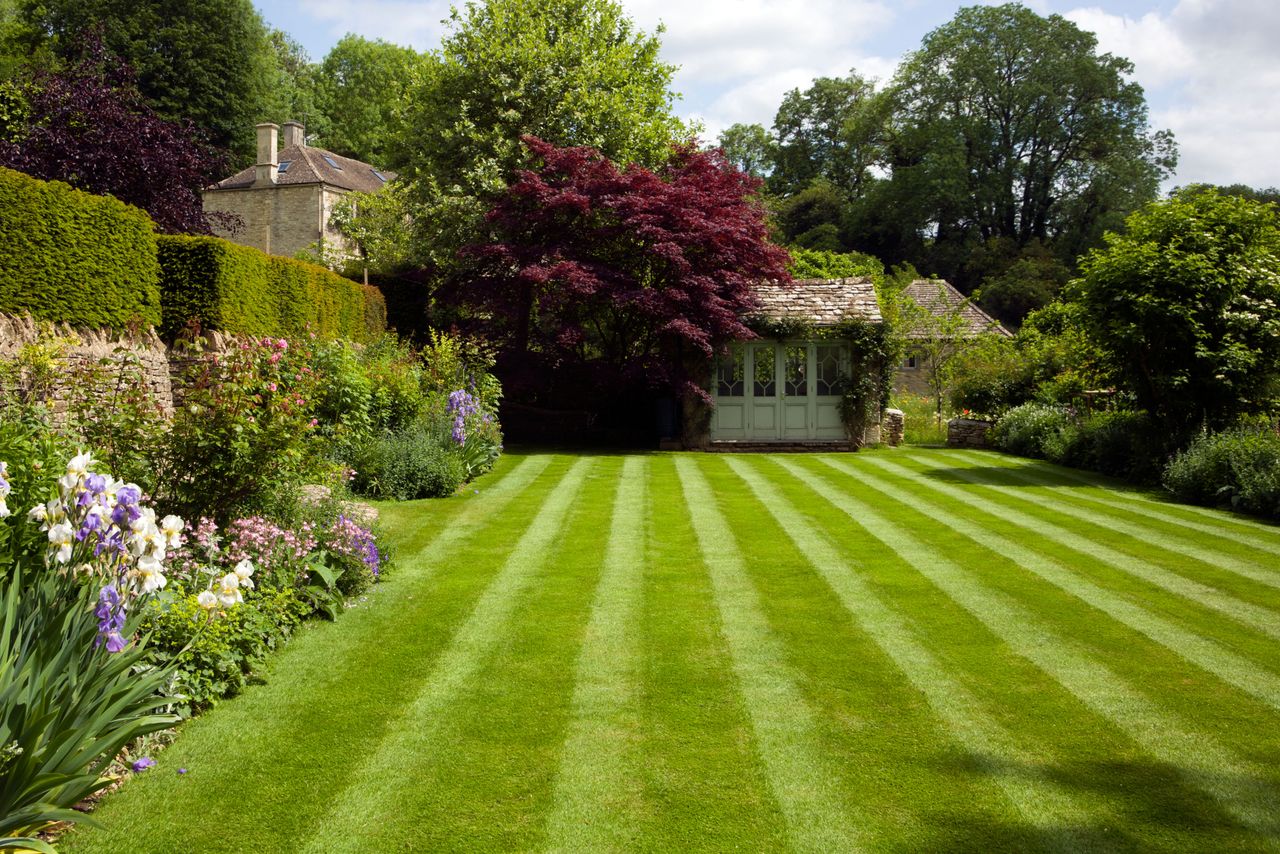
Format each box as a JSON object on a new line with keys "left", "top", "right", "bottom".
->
{"left": 0, "top": 166, "right": 161, "bottom": 329}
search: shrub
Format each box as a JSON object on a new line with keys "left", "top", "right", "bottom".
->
{"left": 990, "top": 402, "right": 1072, "bottom": 458}
{"left": 0, "top": 166, "right": 161, "bottom": 329}
{"left": 948, "top": 335, "right": 1035, "bottom": 418}
{"left": 1041, "top": 410, "right": 1160, "bottom": 481}
{"left": 157, "top": 336, "right": 323, "bottom": 521}
{"left": 1164, "top": 425, "right": 1280, "bottom": 518}
{"left": 156, "top": 235, "right": 383, "bottom": 341}
{"left": 350, "top": 422, "right": 466, "bottom": 500}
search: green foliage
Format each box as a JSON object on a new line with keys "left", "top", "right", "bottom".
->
{"left": 990, "top": 402, "right": 1073, "bottom": 458}
{"left": 1040, "top": 409, "right": 1161, "bottom": 481}
{"left": 0, "top": 562, "right": 178, "bottom": 844}
{"left": 316, "top": 35, "right": 422, "bottom": 166}
{"left": 948, "top": 335, "right": 1035, "bottom": 418}
{"left": 716, "top": 123, "right": 774, "bottom": 179}
{"left": 0, "top": 166, "right": 161, "bottom": 328}
{"left": 158, "top": 336, "right": 324, "bottom": 522}
{"left": 770, "top": 73, "right": 881, "bottom": 199}
{"left": 328, "top": 184, "right": 417, "bottom": 275}
{"left": 260, "top": 30, "right": 329, "bottom": 147}
{"left": 349, "top": 421, "right": 466, "bottom": 500}
{"left": 142, "top": 585, "right": 308, "bottom": 713}
{"left": 394, "top": 0, "right": 693, "bottom": 270}
{"left": 1163, "top": 423, "right": 1280, "bottom": 518}
{"left": 1071, "top": 188, "right": 1280, "bottom": 436}
{"left": 17, "top": 0, "right": 278, "bottom": 159}
{"left": 788, "top": 248, "right": 884, "bottom": 282}
{"left": 852, "top": 2, "right": 1174, "bottom": 284}
{"left": 156, "top": 235, "right": 381, "bottom": 341}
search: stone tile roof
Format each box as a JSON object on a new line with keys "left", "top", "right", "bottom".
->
{"left": 748, "top": 277, "right": 882, "bottom": 326}
{"left": 209, "top": 145, "right": 395, "bottom": 193}
{"left": 902, "top": 278, "right": 1012, "bottom": 338}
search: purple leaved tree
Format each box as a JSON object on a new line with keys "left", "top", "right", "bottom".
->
{"left": 0, "top": 36, "right": 237, "bottom": 235}
{"left": 456, "top": 136, "right": 790, "bottom": 407}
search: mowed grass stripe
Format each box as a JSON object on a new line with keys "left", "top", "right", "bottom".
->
{"left": 790, "top": 456, "right": 1280, "bottom": 840}
{"left": 722, "top": 456, "right": 1096, "bottom": 850}
{"left": 675, "top": 456, "right": 865, "bottom": 853}
{"left": 943, "top": 449, "right": 1280, "bottom": 544}
{"left": 299, "top": 457, "right": 595, "bottom": 853}
{"left": 942, "top": 450, "right": 1280, "bottom": 567}
{"left": 59, "top": 454, "right": 564, "bottom": 854}
{"left": 544, "top": 457, "right": 649, "bottom": 853}
{"left": 380, "top": 453, "right": 555, "bottom": 564}
{"left": 866, "top": 455, "right": 1280, "bottom": 642}
{"left": 839, "top": 457, "right": 1280, "bottom": 712}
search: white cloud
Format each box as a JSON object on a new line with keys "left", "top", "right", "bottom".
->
{"left": 306, "top": 0, "right": 451, "bottom": 51}
{"left": 1066, "top": 0, "right": 1280, "bottom": 188}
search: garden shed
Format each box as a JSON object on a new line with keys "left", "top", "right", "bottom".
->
{"left": 701, "top": 277, "right": 884, "bottom": 447}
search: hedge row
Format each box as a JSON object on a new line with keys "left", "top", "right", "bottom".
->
{"left": 0, "top": 166, "right": 162, "bottom": 328}
{"left": 156, "top": 236, "right": 382, "bottom": 341}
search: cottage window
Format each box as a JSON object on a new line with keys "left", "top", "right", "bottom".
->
{"left": 753, "top": 347, "right": 776, "bottom": 397}
{"left": 816, "top": 345, "right": 844, "bottom": 395}
{"left": 903, "top": 354, "right": 917, "bottom": 369}
{"left": 784, "top": 345, "right": 808, "bottom": 396}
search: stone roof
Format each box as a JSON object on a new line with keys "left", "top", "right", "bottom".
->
{"left": 748, "top": 277, "right": 882, "bottom": 326}
{"left": 209, "top": 145, "right": 395, "bottom": 194}
{"left": 902, "top": 278, "right": 1012, "bottom": 338}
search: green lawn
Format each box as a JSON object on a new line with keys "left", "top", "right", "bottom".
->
{"left": 61, "top": 449, "right": 1280, "bottom": 852}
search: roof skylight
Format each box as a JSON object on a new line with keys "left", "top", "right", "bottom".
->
{"left": 322, "top": 155, "right": 343, "bottom": 170}
{"left": 278, "top": 160, "right": 292, "bottom": 173}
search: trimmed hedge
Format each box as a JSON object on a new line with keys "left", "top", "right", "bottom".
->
{"left": 157, "top": 235, "right": 384, "bottom": 341}
{"left": 0, "top": 166, "right": 161, "bottom": 328}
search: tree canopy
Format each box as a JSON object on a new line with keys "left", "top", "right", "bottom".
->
{"left": 316, "top": 35, "right": 422, "bottom": 166}
{"left": 0, "top": 41, "right": 232, "bottom": 234}
{"left": 453, "top": 136, "right": 789, "bottom": 406}
{"left": 13, "top": 0, "right": 277, "bottom": 159}
{"left": 1071, "top": 188, "right": 1280, "bottom": 435}
{"left": 394, "top": 0, "right": 693, "bottom": 270}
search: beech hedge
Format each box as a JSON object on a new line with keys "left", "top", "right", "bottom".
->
{"left": 0, "top": 166, "right": 162, "bottom": 328}
{"left": 157, "top": 235, "right": 383, "bottom": 341}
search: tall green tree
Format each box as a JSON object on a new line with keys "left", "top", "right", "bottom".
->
{"left": 716, "top": 122, "right": 773, "bottom": 179}
{"left": 395, "top": 0, "right": 693, "bottom": 270}
{"left": 262, "top": 29, "right": 329, "bottom": 145}
{"left": 769, "top": 72, "right": 881, "bottom": 199}
{"left": 316, "top": 35, "right": 421, "bottom": 166}
{"left": 1071, "top": 188, "right": 1280, "bottom": 436}
{"left": 15, "top": 0, "right": 276, "bottom": 158}
{"left": 880, "top": 3, "right": 1175, "bottom": 283}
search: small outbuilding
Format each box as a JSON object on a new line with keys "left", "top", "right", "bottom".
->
{"left": 691, "top": 277, "right": 886, "bottom": 448}
{"left": 895, "top": 278, "right": 1011, "bottom": 396}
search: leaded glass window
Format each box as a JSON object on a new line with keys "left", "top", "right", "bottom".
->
{"left": 717, "top": 346, "right": 744, "bottom": 397}
{"left": 753, "top": 346, "right": 776, "bottom": 397}
{"left": 816, "top": 345, "right": 844, "bottom": 395}
{"left": 785, "top": 345, "right": 808, "bottom": 396}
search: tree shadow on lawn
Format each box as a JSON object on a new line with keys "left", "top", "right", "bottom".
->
{"left": 913, "top": 749, "right": 1280, "bottom": 850}
{"left": 922, "top": 465, "right": 1067, "bottom": 488}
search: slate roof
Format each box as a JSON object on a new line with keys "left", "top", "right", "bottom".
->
{"left": 209, "top": 145, "right": 395, "bottom": 193}
{"left": 902, "top": 278, "right": 1012, "bottom": 338}
{"left": 748, "top": 277, "right": 882, "bottom": 326}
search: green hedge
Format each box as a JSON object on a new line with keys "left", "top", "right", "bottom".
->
{"left": 157, "top": 235, "right": 384, "bottom": 341}
{"left": 0, "top": 166, "right": 161, "bottom": 328}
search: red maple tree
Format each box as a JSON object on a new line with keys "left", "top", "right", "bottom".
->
{"left": 457, "top": 135, "right": 790, "bottom": 405}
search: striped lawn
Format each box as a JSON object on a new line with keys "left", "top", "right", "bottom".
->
{"left": 61, "top": 449, "right": 1280, "bottom": 853}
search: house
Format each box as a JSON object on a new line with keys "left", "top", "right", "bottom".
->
{"left": 700, "top": 277, "right": 883, "bottom": 447}
{"left": 202, "top": 121, "right": 393, "bottom": 260}
{"left": 895, "top": 278, "right": 1011, "bottom": 396}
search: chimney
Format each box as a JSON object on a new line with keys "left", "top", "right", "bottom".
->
{"left": 254, "top": 123, "right": 279, "bottom": 187}
{"left": 282, "top": 120, "right": 305, "bottom": 149}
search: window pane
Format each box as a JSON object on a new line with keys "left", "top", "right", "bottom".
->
{"left": 717, "top": 346, "right": 744, "bottom": 397}
{"left": 816, "top": 345, "right": 844, "bottom": 395}
{"left": 785, "top": 345, "right": 807, "bottom": 396}
{"left": 753, "top": 346, "right": 776, "bottom": 397}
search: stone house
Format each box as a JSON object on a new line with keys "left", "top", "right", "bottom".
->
{"left": 202, "top": 121, "right": 393, "bottom": 260}
{"left": 895, "top": 278, "right": 1011, "bottom": 396}
{"left": 700, "top": 277, "right": 883, "bottom": 447}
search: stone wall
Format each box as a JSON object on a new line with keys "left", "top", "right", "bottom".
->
{"left": 0, "top": 314, "right": 173, "bottom": 415}
{"left": 947, "top": 417, "right": 995, "bottom": 448}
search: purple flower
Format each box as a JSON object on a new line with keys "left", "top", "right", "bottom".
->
{"left": 85, "top": 473, "right": 107, "bottom": 495}
{"left": 178, "top": 768, "right": 188, "bottom": 775}
{"left": 131, "top": 757, "right": 156, "bottom": 772}
{"left": 116, "top": 484, "right": 141, "bottom": 506}
{"left": 95, "top": 585, "right": 127, "bottom": 652}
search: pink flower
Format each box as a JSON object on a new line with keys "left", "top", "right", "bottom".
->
{"left": 269, "top": 353, "right": 281, "bottom": 364}
{"left": 277, "top": 339, "right": 288, "bottom": 351}
{"left": 266, "top": 382, "right": 278, "bottom": 392}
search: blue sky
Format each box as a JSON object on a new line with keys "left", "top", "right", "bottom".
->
{"left": 254, "top": 0, "right": 1280, "bottom": 188}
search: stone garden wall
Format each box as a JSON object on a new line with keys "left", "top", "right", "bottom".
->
{"left": 947, "top": 417, "right": 995, "bottom": 448}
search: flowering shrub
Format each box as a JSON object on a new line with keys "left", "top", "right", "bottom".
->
{"left": 323, "top": 514, "right": 381, "bottom": 595}
{"left": 159, "top": 335, "right": 323, "bottom": 521}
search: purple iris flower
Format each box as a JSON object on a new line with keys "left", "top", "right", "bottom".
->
{"left": 131, "top": 757, "right": 156, "bottom": 772}
{"left": 85, "top": 473, "right": 107, "bottom": 495}
{"left": 95, "top": 585, "right": 127, "bottom": 652}
{"left": 116, "top": 484, "right": 141, "bottom": 506}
